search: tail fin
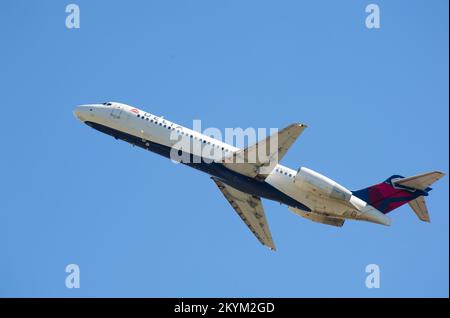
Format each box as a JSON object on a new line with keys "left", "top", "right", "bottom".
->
{"left": 353, "top": 171, "right": 445, "bottom": 221}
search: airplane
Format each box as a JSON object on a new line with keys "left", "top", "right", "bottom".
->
{"left": 73, "top": 102, "right": 445, "bottom": 251}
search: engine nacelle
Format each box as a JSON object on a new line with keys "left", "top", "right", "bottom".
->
{"left": 294, "top": 167, "right": 352, "bottom": 202}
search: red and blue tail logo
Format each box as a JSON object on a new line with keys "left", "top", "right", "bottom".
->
{"left": 352, "top": 175, "right": 429, "bottom": 214}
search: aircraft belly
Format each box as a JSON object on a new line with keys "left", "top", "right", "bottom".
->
{"left": 209, "top": 169, "right": 310, "bottom": 211}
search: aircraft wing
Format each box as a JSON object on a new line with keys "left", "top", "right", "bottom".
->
{"left": 219, "top": 123, "right": 306, "bottom": 179}
{"left": 211, "top": 177, "right": 276, "bottom": 250}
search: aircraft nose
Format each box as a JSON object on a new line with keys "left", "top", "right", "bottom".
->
{"left": 73, "top": 105, "right": 92, "bottom": 122}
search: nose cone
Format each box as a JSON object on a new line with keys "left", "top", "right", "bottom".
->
{"left": 73, "top": 105, "right": 92, "bottom": 122}
{"left": 73, "top": 106, "right": 83, "bottom": 121}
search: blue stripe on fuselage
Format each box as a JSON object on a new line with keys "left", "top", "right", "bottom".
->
{"left": 85, "top": 121, "right": 311, "bottom": 211}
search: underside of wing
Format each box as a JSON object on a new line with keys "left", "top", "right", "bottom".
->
{"left": 220, "top": 123, "right": 306, "bottom": 179}
{"left": 211, "top": 177, "right": 276, "bottom": 250}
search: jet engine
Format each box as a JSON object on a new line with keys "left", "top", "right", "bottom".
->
{"left": 294, "top": 167, "right": 352, "bottom": 202}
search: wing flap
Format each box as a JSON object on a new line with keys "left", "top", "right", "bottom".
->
{"left": 212, "top": 177, "right": 276, "bottom": 250}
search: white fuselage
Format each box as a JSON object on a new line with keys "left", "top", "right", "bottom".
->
{"left": 73, "top": 102, "right": 391, "bottom": 226}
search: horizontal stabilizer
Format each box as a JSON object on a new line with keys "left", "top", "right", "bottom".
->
{"left": 392, "top": 171, "right": 445, "bottom": 191}
{"left": 408, "top": 196, "right": 430, "bottom": 222}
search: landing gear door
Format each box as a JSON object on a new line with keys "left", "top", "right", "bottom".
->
{"left": 111, "top": 106, "right": 122, "bottom": 119}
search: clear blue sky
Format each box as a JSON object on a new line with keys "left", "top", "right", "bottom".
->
{"left": 0, "top": 0, "right": 448, "bottom": 297}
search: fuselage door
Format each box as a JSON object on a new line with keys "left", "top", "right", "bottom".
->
{"left": 111, "top": 106, "right": 122, "bottom": 119}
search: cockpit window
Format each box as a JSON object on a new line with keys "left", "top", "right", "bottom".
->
{"left": 102, "top": 102, "right": 113, "bottom": 106}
